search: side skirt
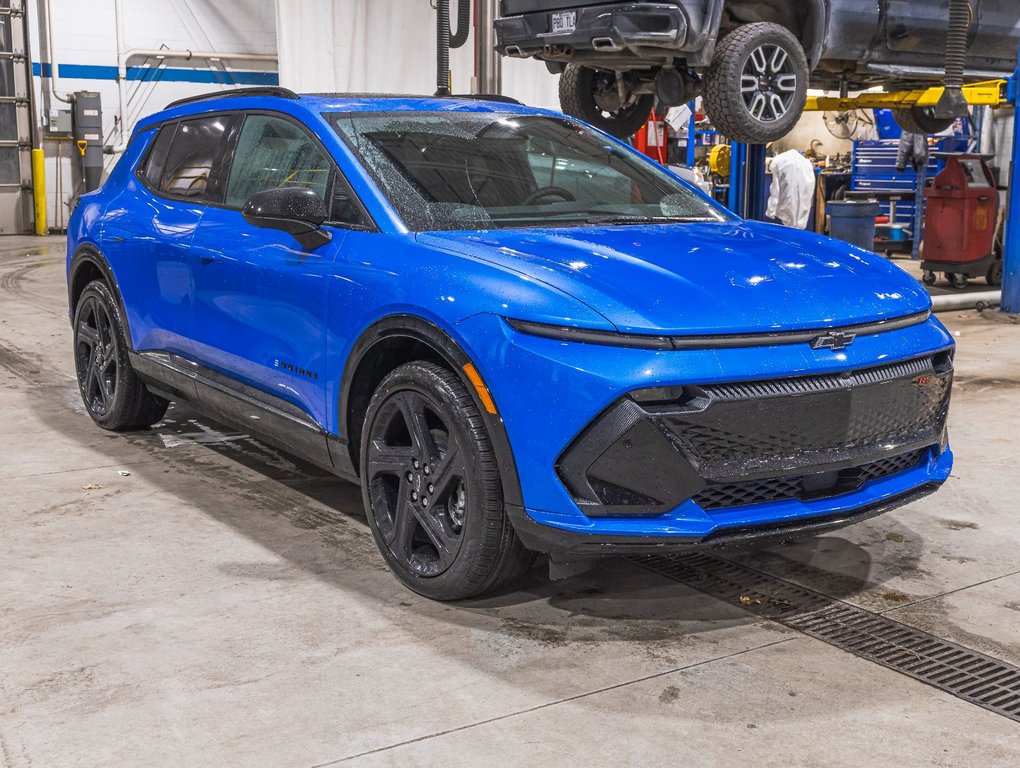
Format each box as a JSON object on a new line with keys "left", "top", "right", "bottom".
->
{"left": 129, "top": 351, "right": 359, "bottom": 483}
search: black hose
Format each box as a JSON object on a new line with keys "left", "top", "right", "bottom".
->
{"left": 437, "top": 0, "right": 451, "bottom": 95}
{"left": 935, "top": 0, "right": 971, "bottom": 118}
{"left": 436, "top": 0, "right": 471, "bottom": 96}
{"left": 944, "top": 0, "right": 969, "bottom": 91}
{"left": 450, "top": 0, "right": 471, "bottom": 50}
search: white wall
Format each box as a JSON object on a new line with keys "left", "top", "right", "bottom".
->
{"left": 28, "top": 0, "right": 278, "bottom": 227}
{"left": 274, "top": 0, "right": 559, "bottom": 110}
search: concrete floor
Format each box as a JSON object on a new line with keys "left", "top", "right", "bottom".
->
{"left": 1, "top": 235, "right": 1019, "bottom": 767}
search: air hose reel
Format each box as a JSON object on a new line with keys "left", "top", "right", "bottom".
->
{"left": 435, "top": 0, "right": 472, "bottom": 96}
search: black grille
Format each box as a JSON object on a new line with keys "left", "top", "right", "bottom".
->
{"left": 661, "top": 356, "right": 952, "bottom": 481}
{"left": 701, "top": 356, "right": 932, "bottom": 400}
{"left": 556, "top": 353, "right": 953, "bottom": 518}
{"left": 692, "top": 449, "right": 928, "bottom": 511}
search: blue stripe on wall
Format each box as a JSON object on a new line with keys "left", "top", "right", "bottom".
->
{"left": 32, "top": 62, "right": 279, "bottom": 86}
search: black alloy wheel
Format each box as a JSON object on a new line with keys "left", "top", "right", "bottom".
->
{"left": 72, "top": 280, "right": 168, "bottom": 430}
{"left": 75, "top": 293, "right": 119, "bottom": 418}
{"left": 366, "top": 388, "right": 469, "bottom": 578}
{"left": 360, "top": 362, "right": 533, "bottom": 600}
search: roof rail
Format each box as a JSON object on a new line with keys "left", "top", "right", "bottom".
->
{"left": 306, "top": 92, "right": 525, "bottom": 106}
{"left": 453, "top": 93, "right": 524, "bottom": 105}
{"left": 165, "top": 86, "right": 299, "bottom": 110}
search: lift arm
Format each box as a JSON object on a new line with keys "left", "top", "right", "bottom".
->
{"left": 804, "top": 81, "right": 1009, "bottom": 112}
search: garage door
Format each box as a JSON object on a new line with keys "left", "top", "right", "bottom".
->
{"left": 0, "top": 0, "right": 31, "bottom": 234}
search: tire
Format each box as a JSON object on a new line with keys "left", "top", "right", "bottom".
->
{"left": 922, "top": 270, "right": 938, "bottom": 286}
{"left": 892, "top": 106, "right": 957, "bottom": 136}
{"left": 948, "top": 272, "right": 969, "bottom": 289}
{"left": 703, "top": 22, "right": 809, "bottom": 145}
{"left": 73, "top": 280, "right": 168, "bottom": 430}
{"left": 559, "top": 64, "right": 654, "bottom": 139}
{"left": 360, "top": 361, "right": 534, "bottom": 600}
{"left": 987, "top": 259, "right": 1003, "bottom": 287}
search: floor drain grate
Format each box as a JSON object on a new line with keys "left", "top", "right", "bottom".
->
{"left": 633, "top": 553, "right": 1020, "bottom": 722}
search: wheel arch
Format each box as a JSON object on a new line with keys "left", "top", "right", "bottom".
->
{"left": 720, "top": 0, "right": 827, "bottom": 68}
{"left": 68, "top": 246, "right": 133, "bottom": 348}
{"left": 340, "top": 314, "right": 523, "bottom": 508}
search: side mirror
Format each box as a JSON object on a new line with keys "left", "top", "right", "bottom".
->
{"left": 241, "top": 187, "right": 333, "bottom": 250}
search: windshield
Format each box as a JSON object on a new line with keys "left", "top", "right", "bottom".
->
{"left": 329, "top": 111, "right": 730, "bottom": 231}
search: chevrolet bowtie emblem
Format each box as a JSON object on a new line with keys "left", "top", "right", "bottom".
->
{"left": 810, "top": 331, "right": 857, "bottom": 350}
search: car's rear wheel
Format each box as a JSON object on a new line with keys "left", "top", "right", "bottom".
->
{"left": 73, "top": 280, "right": 168, "bottom": 430}
{"left": 892, "top": 106, "right": 957, "bottom": 135}
{"left": 703, "top": 22, "right": 809, "bottom": 145}
{"left": 559, "top": 64, "right": 655, "bottom": 139}
{"left": 360, "top": 361, "right": 534, "bottom": 600}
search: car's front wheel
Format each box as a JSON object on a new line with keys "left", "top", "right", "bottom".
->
{"left": 73, "top": 280, "right": 168, "bottom": 430}
{"left": 558, "top": 64, "right": 655, "bottom": 139}
{"left": 360, "top": 361, "right": 533, "bottom": 600}
{"left": 703, "top": 22, "right": 809, "bottom": 145}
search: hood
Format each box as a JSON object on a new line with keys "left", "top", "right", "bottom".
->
{"left": 419, "top": 220, "right": 932, "bottom": 335}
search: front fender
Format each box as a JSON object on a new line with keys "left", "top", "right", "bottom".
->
{"left": 338, "top": 312, "right": 525, "bottom": 508}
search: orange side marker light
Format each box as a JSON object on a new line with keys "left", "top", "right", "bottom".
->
{"left": 463, "top": 363, "right": 498, "bottom": 415}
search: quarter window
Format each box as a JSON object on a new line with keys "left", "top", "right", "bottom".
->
{"left": 159, "top": 115, "right": 231, "bottom": 201}
{"left": 140, "top": 125, "right": 175, "bottom": 189}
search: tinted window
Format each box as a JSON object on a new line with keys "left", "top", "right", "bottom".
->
{"left": 160, "top": 115, "right": 230, "bottom": 200}
{"left": 140, "top": 125, "right": 176, "bottom": 189}
{"left": 225, "top": 115, "right": 332, "bottom": 208}
{"left": 331, "top": 112, "right": 728, "bottom": 231}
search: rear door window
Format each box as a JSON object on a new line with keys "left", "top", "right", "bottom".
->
{"left": 159, "top": 115, "right": 232, "bottom": 201}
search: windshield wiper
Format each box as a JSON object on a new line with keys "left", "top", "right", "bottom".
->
{"left": 585, "top": 214, "right": 714, "bottom": 226}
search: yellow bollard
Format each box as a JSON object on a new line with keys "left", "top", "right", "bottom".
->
{"left": 31, "top": 148, "right": 47, "bottom": 236}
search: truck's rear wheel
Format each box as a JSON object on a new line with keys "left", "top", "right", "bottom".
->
{"left": 559, "top": 64, "right": 654, "bottom": 139}
{"left": 703, "top": 22, "right": 808, "bottom": 144}
{"left": 892, "top": 106, "right": 957, "bottom": 135}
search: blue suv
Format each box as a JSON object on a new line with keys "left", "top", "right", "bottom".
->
{"left": 67, "top": 87, "right": 954, "bottom": 599}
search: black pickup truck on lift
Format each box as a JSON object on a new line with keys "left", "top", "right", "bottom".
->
{"left": 495, "top": 0, "right": 1019, "bottom": 142}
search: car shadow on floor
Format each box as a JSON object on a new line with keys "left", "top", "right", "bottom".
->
{"left": 26, "top": 374, "right": 926, "bottom": 641}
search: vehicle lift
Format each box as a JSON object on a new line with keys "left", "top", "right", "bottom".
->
{"left": 721, "top": 67, "right": 1020, "bottom": 314}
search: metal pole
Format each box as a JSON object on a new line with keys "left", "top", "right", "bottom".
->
{"left": 1001, "top": 47, "right": 1020, "bottom": 313}
{"left": 42, "top": 0, "right": 72, "bottom": 103}
{"left": 473, "top": 0, "right": 501, "bottom": 94}
{"left": 685, "top": 102, "right": 696, "bottom": 167}
{"left": 911, "top": 159, "right": 926, "bottom": 261}
{"left": 727, "top": 142, "right": 745, "bottom": 216}
{"left": 745, "top": 144, "right": 768, "bottom": 221}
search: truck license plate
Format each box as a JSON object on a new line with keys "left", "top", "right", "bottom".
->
{"left": 551, "top": 11, "right": 577, "bottom": 34}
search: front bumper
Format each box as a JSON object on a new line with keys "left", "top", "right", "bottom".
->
{"left": 495, "top": 2, "right": 691, "bottom": 59}
{"left": 454, "top": 313, "right": 956, "bottom": 556}
{"left": 506, "top": 480, "right": 946, "bottom": 556}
